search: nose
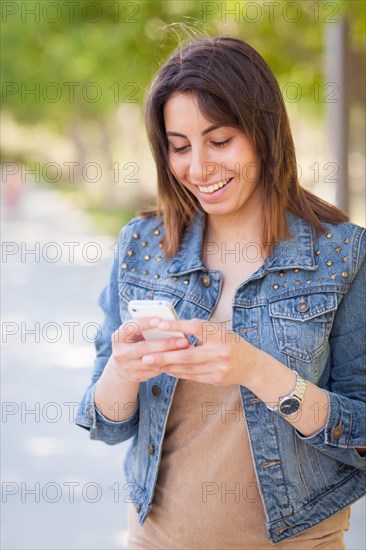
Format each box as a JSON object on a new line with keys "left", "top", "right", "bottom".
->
{"left": 189, "top": 144, "right": 216, "bottom": 184}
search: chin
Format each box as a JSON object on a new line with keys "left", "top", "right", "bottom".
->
{"left": 199, "top": 203, "right": 230, "bottom": 215}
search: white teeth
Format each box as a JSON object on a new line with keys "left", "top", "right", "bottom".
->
{"left": 198, "top": 179, "right": 230, "bottom": 194}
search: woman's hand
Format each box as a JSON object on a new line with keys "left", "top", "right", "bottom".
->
{"left": 140, "top": 318, "right": 260, "bottom": 386}
{"left": 109, "top": 318, "right": 190, "bottom": 383}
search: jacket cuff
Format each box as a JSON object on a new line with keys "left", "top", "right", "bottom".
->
{"left": 297, "top": 390, "right": 352, "bottom": 448}
{"left": 296, "top": 391, "right": 366, "bottom": 470}
{"left": 74, "top": 383, "right": 139, "bottom": 444}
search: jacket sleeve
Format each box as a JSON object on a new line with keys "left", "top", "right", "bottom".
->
{"left": 296, "top": 228, "right": 366, "bottom": 470}
{"left": 74, "top": 221, "right": 140, "bottom": 444}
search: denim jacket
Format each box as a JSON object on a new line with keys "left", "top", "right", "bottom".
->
{"left": 75, "top": 209, "right": 366, "bottom": 544}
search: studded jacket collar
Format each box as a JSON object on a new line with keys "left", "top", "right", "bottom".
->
{"left": 76, "top": 209, "right": 366, "bottom": 544}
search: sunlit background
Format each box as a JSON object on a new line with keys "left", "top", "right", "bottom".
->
{"left": 1, "top": 1, "right": 365, "bottom": 549}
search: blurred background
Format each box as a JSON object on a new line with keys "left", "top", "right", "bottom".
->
{"left": 1, "top": 1, "right": 365, "bottom": 548}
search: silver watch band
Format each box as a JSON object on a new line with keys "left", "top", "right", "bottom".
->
{"left": 266, "top": 371, "right": 306, "bottom": 413}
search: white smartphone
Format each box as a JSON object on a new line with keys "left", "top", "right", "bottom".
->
{"left": 128, "top": 299, "right": 186, "bottom": 340}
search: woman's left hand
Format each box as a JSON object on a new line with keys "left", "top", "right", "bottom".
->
{"left": 141, "top": 318, "right": 261, "bottom": 386}
{"left": 141, "top": 319, "right": 334, "bottom": 440}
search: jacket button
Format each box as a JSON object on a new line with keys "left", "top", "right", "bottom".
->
{"left": 152, "top": 384, "right": 161, "bottom": 396}
{"left": 249, "top": 397, "right": 262, "bottom": 404}
{"left": 275, "top": 527, "right": 288, "bottom": 536}
{"left": 201, "top": 275, "right": 211, "bottom": 287}
{"left": 88, "top": 407, "right": 94, "bottom": 421}
{"left": 296, "top": 299, "right": 309, "bottom": 313}
{"left": 136, "top": 502, "right": 141, "bottom": 513}
{"left": 148, "top": 443, "right": 155, "bottom": 455}
{"left": 331, "top": 423, "right": 343, "bottom": 439}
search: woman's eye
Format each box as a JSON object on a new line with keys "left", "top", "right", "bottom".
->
{"left": 170, "top": 144, "right": 189, "bottom": 154}
{"left": 212, "top": 138, "right": 231, "bottom": 148}
{"left": 169, "top": 138, "right": 231, "bottom": 154}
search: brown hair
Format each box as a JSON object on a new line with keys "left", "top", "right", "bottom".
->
{"left": 143, "top": 36, "right": 348, "bottom": 259}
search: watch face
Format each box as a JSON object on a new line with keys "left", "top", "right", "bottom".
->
{"left": 279, "top": 398, "right": 301, "bottom": 416}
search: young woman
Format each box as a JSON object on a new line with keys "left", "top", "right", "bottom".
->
{"left": 75, "top": 37, "right": 366, "bottom": 549}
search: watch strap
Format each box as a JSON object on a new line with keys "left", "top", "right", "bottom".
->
{"left": 291, "top": 374, "right": 307, "bottom": 403}
{"left": 266, "top": 371, "right": 306, "bottom": 413}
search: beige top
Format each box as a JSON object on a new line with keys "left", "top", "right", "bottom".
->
{"left": 127, "top": 380, "right": 350, "bottom": 550}
{"left": 128, "top": 249, "right": 350, "bottom": 549}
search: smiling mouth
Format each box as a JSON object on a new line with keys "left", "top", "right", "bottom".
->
{"left": 197, "top": 178, "right": 232, "bottom": 194}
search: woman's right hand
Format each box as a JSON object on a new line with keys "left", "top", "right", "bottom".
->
{"left": 109, "top": 318, "right": 190, "bottom": 383}
{"left": 94, "top": 318, "right": 190, "bottom": 422}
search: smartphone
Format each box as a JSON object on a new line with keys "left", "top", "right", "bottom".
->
{"left": 128, "top": 299, "right": 186, "bottom": 341}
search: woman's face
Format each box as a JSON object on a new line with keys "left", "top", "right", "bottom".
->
{"left": 164, "top": 91, "right": 261, "bottom": 221}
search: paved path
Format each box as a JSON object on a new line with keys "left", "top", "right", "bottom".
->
{"left": 1, "top": 182, "right": 365, "bottom": 549}
{"left": 2, "top": 183, "right": 130, "bottom": 549}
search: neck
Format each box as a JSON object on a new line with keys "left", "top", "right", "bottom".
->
{"left": 202, "top": 208, "right": 268, "bottom": 268}
{"left": 205, "top": 208, "right": 263, "bottom": 248}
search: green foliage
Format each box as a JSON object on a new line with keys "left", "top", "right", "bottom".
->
{"left": 2, "top": 0, "right": 364, "bottom": 130}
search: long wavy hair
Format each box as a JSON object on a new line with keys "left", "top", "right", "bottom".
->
{"left": 143, "top": 36, "right": 348, "bottom": 259}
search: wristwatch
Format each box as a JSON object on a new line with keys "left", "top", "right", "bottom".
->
{"left": 267, "top": 371, "right": 307, "bottom": 416}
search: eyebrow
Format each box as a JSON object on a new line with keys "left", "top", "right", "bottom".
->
{"left": 166, "top": 124, "right": 222, "bottom": 138}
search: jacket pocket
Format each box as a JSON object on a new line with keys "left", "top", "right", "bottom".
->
{"left": 269, "top": 292, "right": 337, "bottom": 362}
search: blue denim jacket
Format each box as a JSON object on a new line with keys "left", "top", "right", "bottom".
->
{"left": 75, "top": 210, "right": 366, "bottom": 544}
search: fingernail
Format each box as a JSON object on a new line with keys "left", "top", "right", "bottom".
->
{"left": 149, "top": 318, "right": 160, "bottom": 327}
{"left": 142, "top": 355, "right": 154, "bottom": 364}
{"left": 158, "top": 321, "right": 169, "bottom": 329}
{"left": 176, "top": 338, "right": 188, "bottom": 347}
